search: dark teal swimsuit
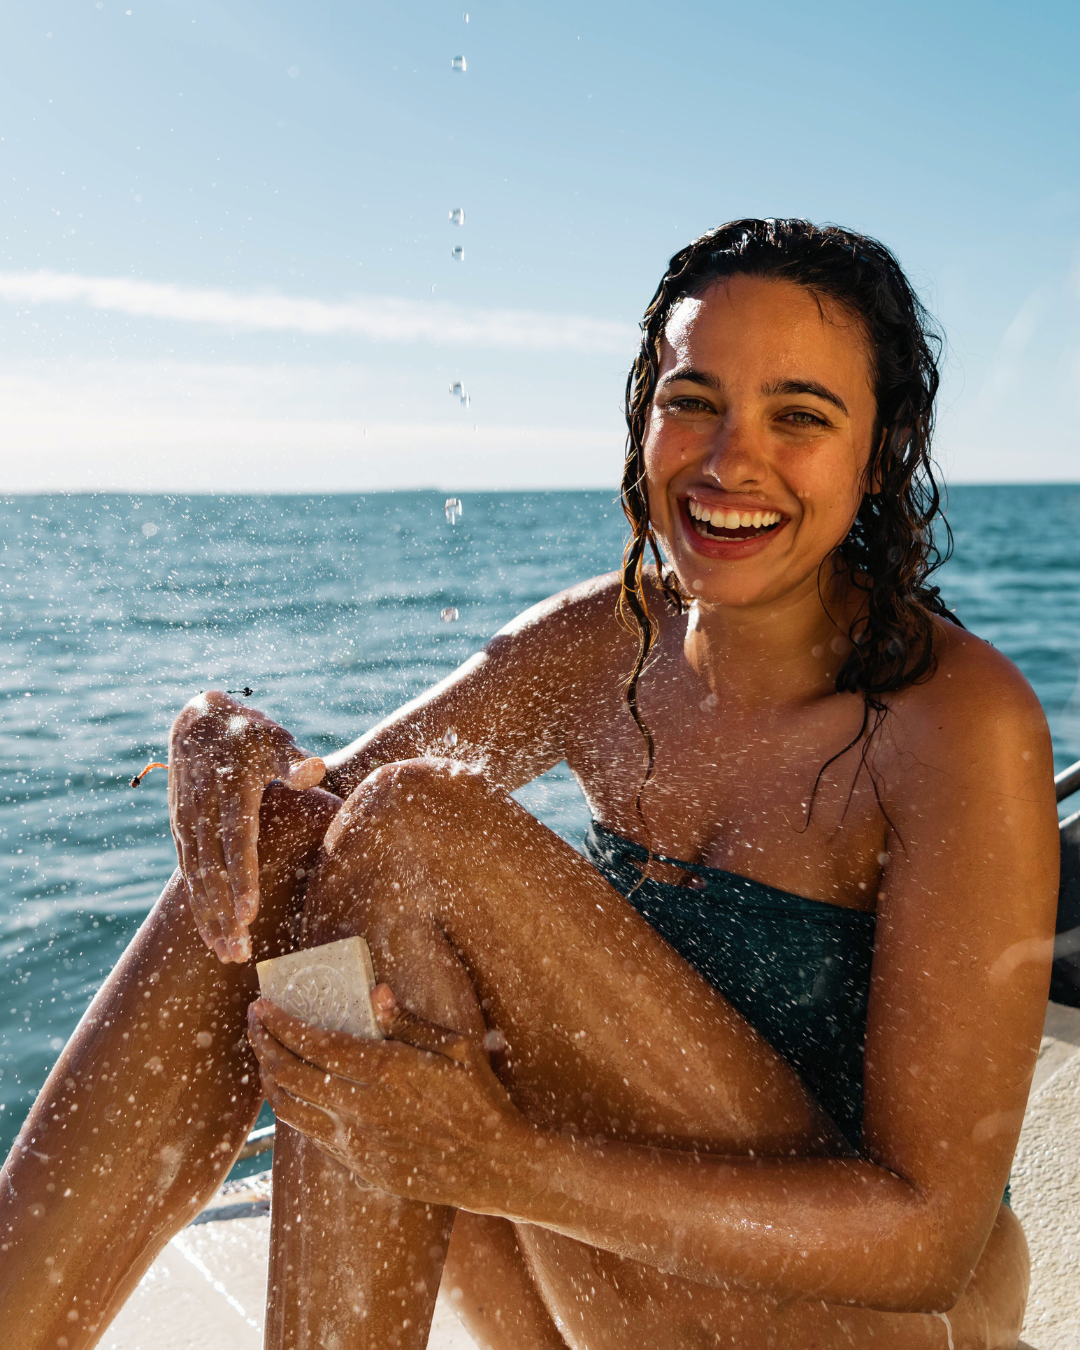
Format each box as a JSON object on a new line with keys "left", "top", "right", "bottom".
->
{"left": 584, "top": 821, "right": 876, "bottom": 1150}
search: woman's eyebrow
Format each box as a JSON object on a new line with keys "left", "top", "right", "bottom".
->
{"left": 762, "top": 378, "right": 849, "bottom": 416}
{"left": 658, "top": 367, "right": 724, "bottom": 391}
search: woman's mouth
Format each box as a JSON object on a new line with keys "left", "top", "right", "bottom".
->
{"left": 683, "top": 497, "right": 785, "bottom": 543}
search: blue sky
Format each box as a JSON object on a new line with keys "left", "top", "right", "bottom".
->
{"left": 2, "top": 0, "right": 1079, "bottom": 491}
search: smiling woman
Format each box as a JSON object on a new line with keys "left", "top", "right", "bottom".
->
{"left": 0, "top": 220, "right": 1059, "bottom": 1350}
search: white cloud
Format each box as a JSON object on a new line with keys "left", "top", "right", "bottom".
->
{"left": 0, "top": 269, "right": 638, "bottom": 353}
{"left": 0, "top": 360, "right": 624, "bottom": 492}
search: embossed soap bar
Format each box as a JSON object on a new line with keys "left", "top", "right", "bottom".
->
{"left": 257, "top": 936, "right": 384, "bottom": 1040}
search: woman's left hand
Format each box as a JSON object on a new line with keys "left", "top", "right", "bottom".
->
{"left": 247, "top": 990, "right": 535, "bottom": 1213}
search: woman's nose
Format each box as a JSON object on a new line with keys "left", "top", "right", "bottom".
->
{"left": 699, "top": 417, "right": 767, "bottom": 489}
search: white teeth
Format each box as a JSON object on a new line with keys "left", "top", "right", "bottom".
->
{"left": 686, "top": 499, "right": 783, "bottom": 533}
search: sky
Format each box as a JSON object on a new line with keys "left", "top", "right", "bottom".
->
{"left": 2, "top": 0, "right": 1080, "bottom": 493}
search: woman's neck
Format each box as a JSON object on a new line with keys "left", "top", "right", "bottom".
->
{"left": 681, "top": 570, "right": 862, "bottom": 710}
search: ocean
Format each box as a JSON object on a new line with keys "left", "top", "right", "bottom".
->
{"left": 2, "top": 485, "right": 1079, "bottom": 1162}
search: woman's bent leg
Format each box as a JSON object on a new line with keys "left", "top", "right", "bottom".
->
{"left": 272, "top": 758, "right": 1028, "bottom": 1350}
{"left": 0, "top": 784, "right": 339, "bottom": 1350}
{"left": 265, "top": 757, "right": 833, "bottom": 1350}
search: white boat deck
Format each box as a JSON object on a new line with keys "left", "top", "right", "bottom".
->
{"left": 105, "top": 1002, "right": 1080, "bottom": 1350}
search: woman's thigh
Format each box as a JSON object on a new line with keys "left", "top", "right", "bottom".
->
{"left": 306, "top": 757, "right": 835, "bottom": 1157}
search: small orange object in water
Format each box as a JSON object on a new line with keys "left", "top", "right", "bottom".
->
{"left": 129, "top": 761, "right": 168, "bottom": 788}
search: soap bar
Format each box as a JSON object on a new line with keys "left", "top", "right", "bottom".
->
{"left": 257, "top": 936, "right": 384, "bottom": 1040}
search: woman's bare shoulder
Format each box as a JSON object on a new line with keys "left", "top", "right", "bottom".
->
{"left": 887, "top": 617, "right": 1053, "bottom": 802}
{"left": 487, "top": 571, "right": 634, "bottom": 671}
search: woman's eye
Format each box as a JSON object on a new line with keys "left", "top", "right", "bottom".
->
{"left": 666, "top": 396, "right": 713, "bottom": 414}
{"left": 783, "top": 410, "right": 826, "bottom": 427}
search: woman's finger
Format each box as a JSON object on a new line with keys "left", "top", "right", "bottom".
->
{"left": 259, "top": 1066, "right": 347, "bottom": 1151}
{"left": 280, "top": 755, "right": 326, "bottom": 791}
{"left": 183, "top": 872, "right": 227, "bottom": 959}
{"left": 249, "top": 1009, "right": 380, "bottom": 1090}
{"left": 195, "top": 809, "right": 249, "bottom": 961}
{"left": 251, "top": 998, "right": 391, "bottom": 1079}
{"left": 372, "top": 985, "right": 478, "bottom": 1065}
{"left": 249, "top": 1014, "right": 373, "bottom": 1111}
{"left": 219, "top": 784, "right": 264, "bottom": 928}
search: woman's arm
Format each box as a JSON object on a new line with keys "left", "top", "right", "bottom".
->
{"left": 321, "top": 575, "right": 623, "bottom": 798}
{"left": 170, "top": 574, "right": 625, "bottom": 960}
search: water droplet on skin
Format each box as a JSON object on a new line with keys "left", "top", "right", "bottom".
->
{"left": 103, "top": 1104, "right": 121, "bottom": 1121}
{"left": 451, "top": 245, "right": 464, "bottom": 261}
{"left": 443, "top": 729, "right": 458, "bottom": 748}
{"left": 444, "top": 497, "right": 462, "bottom": 524}
{"left": 440, "top": 607, "right": 459, "bottom": 623}
{"left": 29, "top": 1202, "right": 46, "bottom": 1218}
{"left": 451, "top": 55, "right": 466, "bottom": 71}
{"left": 449, "top": 207, "right": 465, "bottom": 226}
{"left": 484, "top": 1029, "right": 506, "bottom": 1052}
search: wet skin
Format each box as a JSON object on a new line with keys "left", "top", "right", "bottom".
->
{"left": 0, "top": 277, "right": 1060, "bottom": 1349}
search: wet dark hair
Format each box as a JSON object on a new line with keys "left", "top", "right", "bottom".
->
{"left": 618, "top": 217, "right": 960, "bottom": 827}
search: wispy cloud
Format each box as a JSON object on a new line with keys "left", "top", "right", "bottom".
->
{"left": 0, "top": 269, "right": 637, "bottom": 353}
{"left": 0, "top": 358, "right": 623, "bottom": 492}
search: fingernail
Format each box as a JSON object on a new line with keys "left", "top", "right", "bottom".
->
{"left": 214, "top": 938, "right": 230, "bottom": 962}
{"left": 372, "top": 983, "right": 398, "bottom": 1013}
{"left": 229, "top": 935, "right": 251, "bottom": 962}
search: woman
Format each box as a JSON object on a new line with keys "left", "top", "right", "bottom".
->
{"left": 0, "top": 219, "right": 1058, "bottom": 1349}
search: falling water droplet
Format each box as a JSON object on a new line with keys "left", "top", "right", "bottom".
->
{"left": 451, "top": 245, "right": 464, "bottom": 261}
{"left": 449, "top": 381, "right": 466, "bottom": 399}
{"left": 449, "top": 207, "right": 465, "bottom": 226}
{"left": 444, "top": 497, "right": 463, "bottom": 524}
{"left": 460, "top": 392, "right": 470, "bottom": 407}
{"left": 440, "top": 607, "right": 459, "bottom": 623}
{"left": 463, "top": 12, "right": 469, "bottom": 21}
{"left": 443, "top": 729, "right": 459, "bottom": 748}
{"left": 451, "top": 55, "right": 466, "bottom": 71}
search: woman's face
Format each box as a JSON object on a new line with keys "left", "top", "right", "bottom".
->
{"left": 644, "top": 274, "right": 879, "bottom": 611}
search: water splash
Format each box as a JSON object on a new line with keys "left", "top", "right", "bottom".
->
{"left": 443, "top": 729, "right": 458, "bottom": 748}
{"left": 444, "top": 498, "right": 463, "bottom": 525}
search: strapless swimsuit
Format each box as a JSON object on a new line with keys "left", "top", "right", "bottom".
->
{"left": 583, "top": 820, "right": 876, "bottom": 1149}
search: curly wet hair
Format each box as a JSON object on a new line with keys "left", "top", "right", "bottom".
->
{"left": 618, "top": 217, "right": 960, "bottom": 822}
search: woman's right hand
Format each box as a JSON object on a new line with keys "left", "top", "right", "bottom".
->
{"left": 168, "top": 690, "right": 326, "bottom": 963}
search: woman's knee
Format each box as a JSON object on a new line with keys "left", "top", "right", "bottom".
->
{"left": 300, "top": 758, "right": 482, "bottom": 935}
{"left": 323, "top": 756, "right": 491, "bottom": 860}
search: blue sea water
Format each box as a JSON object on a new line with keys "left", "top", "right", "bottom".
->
{"left": 1, "top": 485, "right": 1079, "bottom": 1161}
